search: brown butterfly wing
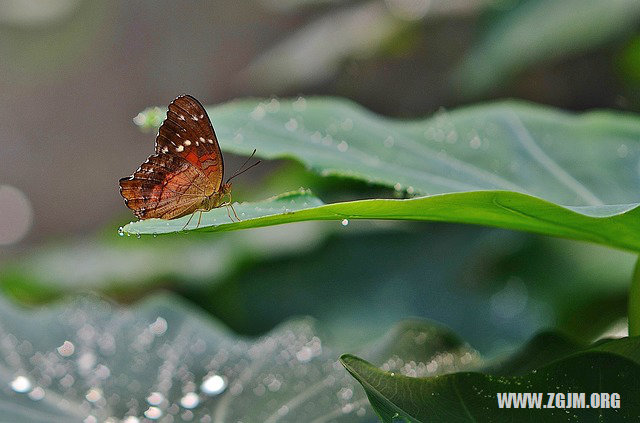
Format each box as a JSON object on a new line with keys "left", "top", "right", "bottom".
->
{"left": 119, "top": 154, "right": 210, "bottom": 219}
{"left": 155, "top": 95, "right": 224, "bottom": 196}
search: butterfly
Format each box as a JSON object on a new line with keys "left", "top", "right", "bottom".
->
{"left": 119, "top": 95, "right": 257, "bottom": 225}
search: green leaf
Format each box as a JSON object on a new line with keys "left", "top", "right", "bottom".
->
{"left": 0, "top": 294, "right": 465, "bottom": 422}
{"left": 129, "top": 98, "right": 640, "bottom": 251}
{"left": 342, "top": 333, "right": 640, "bottom": 422}
{"left": 454, "top": 0, "right": 640, "bottom": 96}
{"left": 124, "top": 189, "right": 640, "bottom": 251}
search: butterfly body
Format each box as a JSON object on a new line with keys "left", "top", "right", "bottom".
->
{"left": 119, "top": 95, "right": 231, "bottom": 220}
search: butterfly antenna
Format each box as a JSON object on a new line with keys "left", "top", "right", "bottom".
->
{"left": 226, "top": 149, "right": 261, "bottom": 183}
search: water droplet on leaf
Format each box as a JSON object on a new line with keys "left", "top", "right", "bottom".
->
{"left": 10, "top": 376, "right": 31, "bottom": 393}
{"left": 144, "top": 406, "right": 162, "bottom": 420}
{"left": 201, "top": 374, "right": 227, "bottom": 396}
{"left": 180, "top": 392, "right": 200, "bottom": 409}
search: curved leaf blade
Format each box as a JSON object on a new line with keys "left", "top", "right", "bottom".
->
{"left": 123, "top": 189, "right": 640, "bottom": 252}
{"left": 131, "top": 98, "right": 640, "bottom": 250}
{"left": 199, "top": 98, "right": 640, "bottom": 207}
{"left": 341, "top": 335, "right": 640, "bottom": 422}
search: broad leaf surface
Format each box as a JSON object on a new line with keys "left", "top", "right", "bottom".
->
{"left": 0, "top": 294, "right": 470, "bottom": 423}
{"left": 341, "top": 333, "right": 640, "bottom": 422}
{"left": 129, "top": 99, "right": 640, "bottom": 251}
{"left": 123, "top": 189, "right": 640, "bottom": 252}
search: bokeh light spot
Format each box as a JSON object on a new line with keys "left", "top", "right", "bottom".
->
{"left": 0, "top": 185, "right": 33, "bottom": 246}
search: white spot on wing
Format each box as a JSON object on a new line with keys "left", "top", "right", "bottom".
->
{"left": 207, "top": 139, "right": 214, "bottom": 144}
{"left": 199, "top": 137, "right": 205, "bottom": 142}
{"left": 162, "top": 147, "right": 169, "bottom": 153}
{"left": 184, "top": 140, "right": 191, "bottom": 146}
{"left": 176, "top": 145, "right": 184, "bottom": 152}
{"left": 179, "top": 114, "right": 185, "bottom": 121}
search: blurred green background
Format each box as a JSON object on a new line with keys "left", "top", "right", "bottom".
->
{"left": 1, "top": 0, "right": 640, "bottom": 358}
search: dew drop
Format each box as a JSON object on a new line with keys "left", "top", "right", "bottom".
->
{"left": 147, "top": 392, "right": 165, "bottom": 406}
{"left": 338, "top": 387, "right": 353, "bottom": 401}
{"left": 384, "top": 136, "right": 394, "bottom": 148}
{"left": 149, "top": 317, "right": 168, "bottom": 336}
{"left": 132, "top": 112, "right": 146, "bottom": 127}
{"left": 84, "top": 416, "right": 97, "bottom": 423}
{"left": 152, "top": 233, "right": 158, "bottom": 238}
{"left": 117, "top": 227, "right": 124, "bottom": 237}
{"left": 277, "top": 405, "right": 289, "bottom": 417}
{"left": 293, "top": 96, "right": 307, "bottom": 111}
{"left": 78, "top": 352, "right": 96, "bottom": 372}
{"left": 122, "top": 416, "right": 140, "bottom": 423}
{"left": 285, "top": 118, "right": 298, "bottom": 132}
{"left": 57, "top": 340, "right": 75, "bottom": 357}
{"left": 180, "top": 392, "right": 200, "bottom": 409}
{"left": 95, "top": 364, "right": 111, "bottom": 379}
{"left": 28, "top": 386, "right": 45, "bottom": 400}
{"left": 267, "top": 379, "right": 282, "bottom": 392}
{"left": 266, "top": 98, "right": 280, "bottom": 113}
{"left": 617, "top": 144, "right": 629, "bottom": 158}
{"left": 341, "top": 118, "right": 353, "bottom": 131}
{"left": 253, "top": 384, "right": 266, "bottom": 396}
{"left": 406, "top": 186, "right": 415, "bottom": 195}
{"left": 341, "top": 219, "right": 349, "bottom": 226}
{"left": 85, "top": 388, "right": 103, "bottom": 403}
{"left": 469, "top": 136, "right": 481, "bottom": 149}
{"left": 136, "top": 233, "right": 141, "bottom": 239}
{"left": 337, "top": 141, "right": 349, "bottom": 152}
{"left": 10, "top": 375, "right": 31, "bottom": 393}
{"left": 394, "top": 183, "right": 402, "bottom": 191}
{"left": 342, "top": 403, "right": 354, "bottom": 414}
{"left": 250, "top": 105, "right": 266, "bottom": 120}
{"left": 201, "top": 374, "right": 227, "bottom": 396}
{"left": 59, "top": 374, "right": 74, "bottom": 388}
{"left": 296, "top": 346, "right": 313, "bottom": 362}
{"left": 144, "top": 406, "right": 162, "bottom": 420}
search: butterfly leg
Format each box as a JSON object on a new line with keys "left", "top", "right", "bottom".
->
{"left": 229, "top": 203, "right": 240, "bottom": 221}
{"left": 181, "top": 211, "right": 197, "bottom": 231}
{"left": 195, "top": 210, "right": 204, "bottom": 229}
{"left": 225, "top": 192, "right": 240, "bottom": 221}
{"left": 225, "top": 204, "right": 234, "bottom": 222}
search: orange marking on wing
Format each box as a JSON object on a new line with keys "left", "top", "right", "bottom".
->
{"left": 185, "top": 151, "right": 199, "bottom": 164}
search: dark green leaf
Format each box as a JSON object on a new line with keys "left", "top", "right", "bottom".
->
{"left": 342, "top": 333, "right": 640, "bottom": 422}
